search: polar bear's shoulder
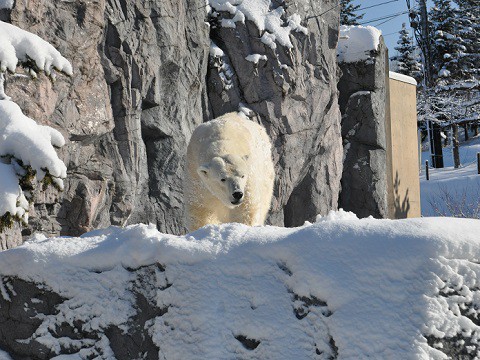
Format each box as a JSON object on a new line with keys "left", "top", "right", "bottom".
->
{"left": 190, "top": 113, "right": 253, "bottom": 141}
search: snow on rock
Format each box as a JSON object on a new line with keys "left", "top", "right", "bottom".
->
{"left": 208, "top": 0, "right": 308, "bottom": 49}
{"left": 0, "top": 21, "right": 72, "bottom": 76}
{"left": 245, "top": 53, "right": 267, "bottom": 64}
{"left": 1, "top": 214, "right": 480, "bottom": 358}
{"left": 0, "top": 98, "right": 66, "bottom": 221}
{"left": 0, "top": 163, "right": 25, "bottom": 219}
{"left": 337, "top": 25, "right": 383, "bottom": 63}
{"left": 0, "top": 350, "right": 12, "bottom": 360}
{"left": 209, "top": 41, "right": 225, "bottom": 58}
{"left": 209, "top": 41, "right": 234, "bottom": 90}
{"left": 0, "top": 100, "right": 66, "bottom": 183}
{"left": 0, "top": 0, "right": 12, "bottom": 10}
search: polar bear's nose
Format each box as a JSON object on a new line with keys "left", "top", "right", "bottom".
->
{"left": 232, "top": 191, "right": 243, "bottom": 200}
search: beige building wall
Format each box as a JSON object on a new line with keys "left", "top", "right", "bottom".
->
{"left": 386, "top": 72, "right": 421, "bottom": 218}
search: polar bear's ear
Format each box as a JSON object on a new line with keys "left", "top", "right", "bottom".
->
{"left": 242, "top": 154, "right": 249, "bottom": 162}
{"left": 198, "top": 164, "right": 209, "bottom": 178}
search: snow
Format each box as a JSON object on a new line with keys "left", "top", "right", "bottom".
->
{"left": 208, "top": 0, "right": 308, "bottom": 49}
{"left": 1, "top": 213, "right": 480, "bottom": 358}
{"left": 0, "top": 0, "right": 12, "bottom": 10}
{"left": 0, "top": 162, "right": 26, "bottom": 219}
{"left": 389, "top": 71, "right": 417, "bottom": 86}
{"left": 245, "top": 54, "right": 267, "bottom": 64}
{"left": 421, "top": 134, "right": 480, "bottom": 218}
{"left": 0, "top": 21, "right": 72, "bottom": 76}
{"left": 337, "top": 25, "right": 383, "bottom": 63}
{"left": 209, "top": 41, "right": 224, "bottom": 57}
{"left": 209, "top": 41, "right": 234, "bottom": 90}
{"left": 438, "top": 68, "right": 451, "bottom": 78}
{"left": 0, "top": 21, "right": 71, "bottom": 222}
{"left": 0, "top": 350, "right": 12, "bottom": 360}
{"left": 0, "top": 99, "right": 67, "bottom": 220}
{"left": 0, "top": 100, "right": 67, "bottom": 182}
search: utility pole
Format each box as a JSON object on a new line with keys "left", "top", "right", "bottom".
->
{"left": 418, "top": 0, "right": 433, "bottom": 87}
{"left": 406, "top": 0, "right": 444, "bottom": 168}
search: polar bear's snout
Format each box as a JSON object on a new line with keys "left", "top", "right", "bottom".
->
{"left": 231, "top": 191, "right": 244, "bottom": 205}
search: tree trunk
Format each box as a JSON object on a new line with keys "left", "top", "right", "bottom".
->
{"left": 464, "top": 123, "right": 469, "bottom": 141}
{"left": 453, "top": 124, "right": 460, "bottom": 168}
{"left": 429, "top": 121, "right": 444, "bottom": 168}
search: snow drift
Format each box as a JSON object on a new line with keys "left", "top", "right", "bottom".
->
{"left": 0, "top": 212, "right": 480, "bottom": 359}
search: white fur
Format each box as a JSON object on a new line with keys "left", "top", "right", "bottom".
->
{"left": 184, "top": 112, "right": 275, "bottom": 232}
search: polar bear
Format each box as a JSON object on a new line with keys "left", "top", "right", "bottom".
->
{"left": 184, "top": 112, "right": 275, "bottom": 232}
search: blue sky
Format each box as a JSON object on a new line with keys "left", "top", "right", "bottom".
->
{"left": 352, "top": 0, "right": 433, "bottom": 58}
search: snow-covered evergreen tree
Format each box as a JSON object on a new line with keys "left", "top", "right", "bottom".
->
{"left": 429, "top": 0, "right": 463, "bottom": 82}
{"left": 453, "top": 0, "right": 480, "bottom": 79}
{"left": 340, "top": 0, "right": 364, "bottom": 26}
{"left": 391, "top": 23, "right": 423, "bottom": 82}
{"left": 426, "top": 0, "right": 479, "bottom": 123}
{"left": 0, "top": 20, "right": 71, "bottom": 229}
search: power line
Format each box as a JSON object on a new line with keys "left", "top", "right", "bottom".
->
{"left": 306, "top": 3, "right": 342, "bottom": 20}
{"left": 374, "top": 11, "right": 409, "bottom": 26}
{"left": 358, "top": 0, "right": 400, "bottom": 12}
{"left": 359, "top": 10, "right": 410, "bottom": 25}
{"left": 383, "top": 31, "right": 402, "bottom": 37}
{"left": 305, "top": 0, "right": 399, "bottom": 25}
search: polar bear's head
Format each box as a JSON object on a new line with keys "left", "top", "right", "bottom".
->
{"left": 197, "top": 155, "right": 249, "bottom": 208}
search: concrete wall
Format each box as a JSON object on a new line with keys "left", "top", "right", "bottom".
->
{"left": 386, "top": 72, "right": 421, "bottom": 218}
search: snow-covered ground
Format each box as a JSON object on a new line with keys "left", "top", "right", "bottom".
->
{"left": 1, "top": 211, "right": 480, "bottom": 359}
{"left": 421, "top": 134, "right": 480, "bottom": 218}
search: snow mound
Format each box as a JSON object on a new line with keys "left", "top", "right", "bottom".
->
{"left": 315, "top": 209, "right": 360, "bottom": 222}
{"left": 209, "top": 0, "right": 308, "bottom": 49}
{"left": 0, "top": 21, "right": 72, "bottom": 76}
{"left": 337, "top": 25, "right": 383, "bottom": 63}
{"left": 1, "top": 215, "right": 480, "bottom": 358}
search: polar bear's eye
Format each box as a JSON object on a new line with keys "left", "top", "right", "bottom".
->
{"left": 221, "top": 178, "right": 226, "bottom": 182}
{"left": 241, "top": 175, "right": 245, "bottom": 179}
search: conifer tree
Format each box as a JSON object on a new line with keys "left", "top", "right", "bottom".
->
{"left": 391, "top": 23, "right": 423, "bottom": 82}
{"left": 429, "top": 0, "right": 462, "bottom": 81}
{"left": 452, "top": 0, "right": 480, "bottom": 79}
{"left": 340, "top": 0, "right": 364, "bottom": 26}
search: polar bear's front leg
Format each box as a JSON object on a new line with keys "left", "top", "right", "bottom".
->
{"left": 185, "top": 203, "right": 220, "bottom": 232}
{"left": 231, "top": 201, "right": 264, "bottom": 227}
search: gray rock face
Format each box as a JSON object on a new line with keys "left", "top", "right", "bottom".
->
{"left": 207, "top": 1, "right": 343, "bottom": 226}
{"left": 1, "top": 0, "right": 342, "bottom": 245}
{"left": 0, "top": 224, "right": 22, "bottom": 251}
{"left": 0, "top": 270, "right": 163, "bottom": 359}
{"left": 0, "top": 265, "right": 338, "bottom": 359}
{"left": 338, "top": 39, "right": 389, "bottom": 219}
{"left": 4, "top": 0, "right": 210, "bottom": 239}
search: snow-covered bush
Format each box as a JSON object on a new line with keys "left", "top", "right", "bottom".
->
{"left": 0, "top": 20, "right": 72, "bottom": 230}
{"left": 428, "top": 183, "right": 480, "bottom": 219}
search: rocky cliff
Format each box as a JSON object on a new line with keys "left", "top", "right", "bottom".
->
{"left": 338, "top": 29, "right": 389, "bottom": 219}
{"left": 0, "top": 0, "right": 342, "bottom": 245}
